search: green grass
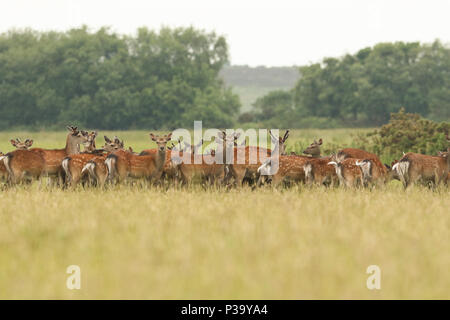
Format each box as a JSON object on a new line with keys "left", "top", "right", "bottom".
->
{"left": 0, "top": 128, "right": 448, "bottom": 299}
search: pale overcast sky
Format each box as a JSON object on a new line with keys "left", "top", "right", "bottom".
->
{"left": 1, "top": 0, "right": 449, "bottom": 66}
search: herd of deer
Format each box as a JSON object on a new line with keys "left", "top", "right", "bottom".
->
{"left": 0, "top": 126, "right": 449, "bottom": 190}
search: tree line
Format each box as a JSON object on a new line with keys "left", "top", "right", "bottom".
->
{"left": 0, "top": 27, "right": 449, "bottom": 130}
{"left": 0, "top": 26, "right": 240, "bottom": 130}
{"left": 244, "top": 41, "right": 450, "bottom": 128}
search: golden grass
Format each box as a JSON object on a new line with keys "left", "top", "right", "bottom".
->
{"left": 0, "top": 184, "right": 448, "bottom": 299}
{"left": 0, "top": 129, "right": 448, "bottom": 299}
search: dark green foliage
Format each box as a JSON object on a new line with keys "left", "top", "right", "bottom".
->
{"left": 241, "top": 41, "right": 450, "bottom": 128}
{"left": 0, "top": 26, "right": 240, "bottom": 130}
{"left": 353, "top": 108, "right": 450, "bottom": 163}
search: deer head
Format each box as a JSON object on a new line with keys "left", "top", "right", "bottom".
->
{"left": 150, "top": 133, "right": 172, "bottom": 152}
{"left": 303, "top": 138, "right": 323, "bottom": 157}
{"left": 103, "top": 135, "right": 124, "bottom": 152}
{"left": 81, "top": 131, "right": 98, "bottom": 152}
{"left": 10, "top": 138, "right": 33, "bottom": 150}
{"left": 66, "top": 126, "right": 89, "bottom": 154}
{"left": 269, "top": 130, "right": 289, "bottom": 155}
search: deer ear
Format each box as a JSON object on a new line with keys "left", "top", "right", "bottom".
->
{"left": 283, "top": 130, "right": 289, "bottom": 142}
{"left": 10, "top": 139, "right": 17, "bottom": 147}
{"left": 166, "top": 132, "right": 172, "bottom": 141}
{"left": 26, "top": 139, "right": 34, "bottom": 147}
{"left": 150, "top": 133, "right": 156, "bottom": 141}
{"left": 318, "top": 138, "right": 323, "bottom": 145}
{"left": 104, "top": 136, "right": 112, "bottom": 143}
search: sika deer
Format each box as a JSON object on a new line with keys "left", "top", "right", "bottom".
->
{"left": 0, "top": 139, "right": 34, "bottom": 183}
{"left": 106, "top": 133, "right": 172, "bottom": 185}
{"left": 62, "top": 131, "right": 102, "bottom": 188}
{"left": 395, "top": 150, "right": 450, "bottom": 189}
{"left": 10, "top": 138, "right": 34, "bottom": 150}
{"left": 303, "top": 138, "right": 324, "bottom": 158}
{"left": 328, "top": 154, "right": 363, "bottom": 188}
{"left": 229, "top": 130, "right": 289, "bottom": 186}
{"left": 0, "top": 149, "right": 45, "bottom": 185}
{"left": 303, "top": 158, "right": 338, "bottom": 187}
{"left": 174, "top": 132, "right": 233, "bottom": 186}
{"left": 81, "top": 136, "right": 124, "bottom": 188}
{"left": 29, "top": 126, "right": 88, "bottom": 186}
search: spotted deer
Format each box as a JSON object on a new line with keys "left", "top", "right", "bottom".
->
{"left": 327, "top": 154, "right": 363, "bottom": 188}
{"left": 10, "top": 138, "right": 34, "bottom": 150}
{"left": 80, "top": 136, "right": 124, "bottom": 188}
{"left": 105, "top": 133, "right": 172, "bottom": 185}
{"left": 29, "top": 126, "right": 88, "bottom": 185}
{"left": 303, "top": 157, "right": 338, "bottom": 187}
{"left": 0, "top": 149, "right": 45, "bottom": 185}
{"left": 174, "top": 132, "right": 233, "bottom": 186}
{"left": 394, "top": 150, "right": 449, "bottom": 189}
{"left": 228, "top": 130, "right": 289, "bottom": 186}
{"left": 61, "top": 131, "right": 103, "bottom": 188}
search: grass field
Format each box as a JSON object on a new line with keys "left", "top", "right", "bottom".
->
{"left": 0, "top": 129, "right": 448, "bottom": 299}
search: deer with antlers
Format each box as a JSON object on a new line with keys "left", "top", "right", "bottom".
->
{"left": 172, "top": 134, "right": 229, "bottom": 186}
{"left": 28, "top": 126, "right": 89, "bottom": 186}
{"left": 105, "top": 133, "right": 172, "bottom": 185}
{"left": 0, "top": 139, "right": 45, "bottom": 185}
{"left": 0, "top": 139, "right": 34, "bottom": 183}
{"left": 227, "top": 130, "right": 289, "bottom": 186}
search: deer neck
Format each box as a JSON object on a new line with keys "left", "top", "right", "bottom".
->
{"left": 65, "top": 134, "right": 81, "bottom": 155}
{"left": 155, "top": 148, "right": 166, "bottom": 171}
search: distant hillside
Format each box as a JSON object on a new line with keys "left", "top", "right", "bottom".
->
{"left": 220, "top": 65, "right": 299, "bottom": 112}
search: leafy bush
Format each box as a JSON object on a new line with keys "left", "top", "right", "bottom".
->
{"left": 353, "top": 108, "right": 449, "bottom": 163}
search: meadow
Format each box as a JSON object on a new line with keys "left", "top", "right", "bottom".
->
{"left": 0, "top": 129, "right": 448, "bottom": 299}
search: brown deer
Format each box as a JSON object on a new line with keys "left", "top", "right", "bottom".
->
{"left": 0, "top": 149, "right": 45, "bottom": 185}
{"left": 228, "top": 130, "right": 289, "bottom": 186}
{"left": 257, "top": 154, "right": 308, "bottom": 187}
{"left": 10, "top": 138, "right": 34, "bottom": 150}
{"left": 29, "top": 126, "right": 89, "bottom": 185}
{"left": 0, "top": 140, "right": 34, "bottom": 183}
{"left": 355, "top": 159, "right": 393, "bottom": 187}
{"left": 0, "top": 151, "right": 7, "bottom": 182}
{"left": 61, "top": 131, "right": 103, "bottom": 188}
{"left": 327, "top": 154, "right": 363, "bottom": 188}
{"left": 174, "top": 133, "right": 233, "bottom": 186}
{"left": 303, "top": 157, "right": 338, "bottom": 187}
{"left": 106, "top": 133, "right": 172, "bottom": 185}
{"left": 395, "top": 150, "right": 450, "bottom": 189}
{"left": 303, "top": 138, "right": 325, "bottom": 158}
{"left": 81, "top": 136, "right": 125, "bottom": 188}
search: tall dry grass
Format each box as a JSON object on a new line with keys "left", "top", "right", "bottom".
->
{"left": 0, "top": 185, "right": 448, "bottom": 299}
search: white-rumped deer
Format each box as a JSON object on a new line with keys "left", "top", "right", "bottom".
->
{"left": 62, "top": 131, "right": 103, "bottom": 188}
{"left": 228, "top": 130, "right": 289, "bottom": 186}
{"left": 395, "top": 150, "right": 449, "bottom": 189}
{"left": 0, "top": 149, "right": 45, "bottom": 186}
{"left": 80, "top": 136, "right": 125, "bottom": 188}
{"left": 328, "top": 154, "right": 363, "bottom": 188}
{"left": 304, "top": 157, "right": 338, "bottom": 187}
